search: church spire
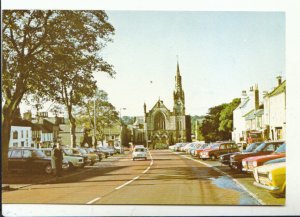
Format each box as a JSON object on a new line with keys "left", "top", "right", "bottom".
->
{"left": 173, "top": 60, "right": 185, "bottom": 115}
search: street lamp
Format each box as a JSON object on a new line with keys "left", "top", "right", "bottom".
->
{"left": 119, "top": 107, "right": 126, "bottom": 154}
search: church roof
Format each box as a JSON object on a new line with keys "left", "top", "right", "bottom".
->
{"left": 149, "top": 99, "right": 172, "bottom": 114}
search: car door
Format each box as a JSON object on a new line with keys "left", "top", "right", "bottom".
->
{"left": 22, "top": 149, "right": 35, "bottom": 172}
{"left": 9, "top": 149, "right": 24, "bottom": 171}
{"left": 219, "top": 144, "right": 227, "bottom": 156}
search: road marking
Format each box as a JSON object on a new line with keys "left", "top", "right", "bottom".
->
{"left": 86, "top": 197, "right": 101, "bottom": 204}
{"left": 115, "top": 176, "right": 140, "bottom": 190}
{"left": 172, "top": 151, "right": 265, "bottom": 205}
{"left": 143, "top": 167, "right": 151, "bottom": 174}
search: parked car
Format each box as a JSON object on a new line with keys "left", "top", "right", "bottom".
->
{"left": 169, "top": 143, "right": 182, "bottom": 151}
{"left": 86, "top": 147, "right": 104, "bottom": 161}
{"left": 132, "top": 146, "right": 148, "bottom": 160}
{"left": 253, "top": 162, "right": 286, "bottom": 197}
{"left": 242, "top": 143, "right": 286, "bottom": 172}
{"left": 236, "top": 142, "right": 248, "bottom": 151}
{"left": 97, "top": 146, "right": 115, "bottom": 158}
{"left": 77, "top": 148, "right": 98, "bottom": 166}
{"left": 264, "top": 157, "right": 286, "bottom": 165}
{"left": 63, "top": 148, "right": 88, "bottom": 168}
{"left": 219, "top": 142, "right": 261, "bottom": 167}
{"left": 200, "top": 142, "right": 239, "bottom": 160}
{"left": 180, "top": 143, "right": 194, "bottom": 152}
{"left": 186, "top": 142, "right": 203, "bottom": 154}
{"left": 193, "top": 143, "right": 210, "bottom": 157}
{"left": 174, "top": 143, "right": 185, "bottom": 151}
{"left": 229, "top": 141, "right": 284, "bottom": 171}
{"left": 8, "top": 148, "right": 54, "bottom": 174}
{"left": 40, "top": 148, "right": 69, "bottom": 170}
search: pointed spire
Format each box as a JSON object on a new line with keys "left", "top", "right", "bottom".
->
{"left": 176, "top": 55, "right": 180, "bottom": 76}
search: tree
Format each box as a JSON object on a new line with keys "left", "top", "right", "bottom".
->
{"left": 218, "top": 98, "right": 241, "bottom": 139}
{"left": 200, "top": 104, "right": 227, "bottom": 142}
{"left": 2, "top": 10, "right": 115, "bottom": 174}
{"left": 76, "top": 89, "right": 119, "bottom": 146}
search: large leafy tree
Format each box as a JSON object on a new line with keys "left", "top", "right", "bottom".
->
{"left": 2, "top": 10, "right": 114, "bottom": 174}
{"left": 76, "top": 89, "right": 119, "bottom": 146}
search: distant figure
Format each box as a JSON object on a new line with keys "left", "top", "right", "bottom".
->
{"left": 54, "top": 143, "right": 63, "bottom": 177}
{"left": 51, "top": 144, "right": 57, "bottom": 174}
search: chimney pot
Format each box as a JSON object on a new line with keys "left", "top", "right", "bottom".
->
{"left": 276, "top": 76, "right": 282, "bottom": 86}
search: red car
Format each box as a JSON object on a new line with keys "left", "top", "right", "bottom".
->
{"left": 242, "top": 143, "right": 286, "bottom": 172}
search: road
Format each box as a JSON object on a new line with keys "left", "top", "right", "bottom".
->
{"left": 2, "top": 150, "right": 271, "bottom": 205}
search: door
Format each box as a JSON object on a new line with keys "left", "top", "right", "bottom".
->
{"left": 22, "top": 149, "right": 34, "bottom": 172}
{"left": 9, "top": 149, "right": 24, "bottom": 171}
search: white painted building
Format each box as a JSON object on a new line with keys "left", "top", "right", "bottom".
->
{"left": 232, "top": 84, "right": 260, "bottom": 143}
{"left": 9, "top": 120, "right": 33, "bottom": 148}
{"left": 263, "top": 77, "right": 286, "bottom": 140}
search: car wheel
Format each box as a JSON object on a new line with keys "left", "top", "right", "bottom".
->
{"left": 44, "top": 164, "right": 53, "bottom": 175}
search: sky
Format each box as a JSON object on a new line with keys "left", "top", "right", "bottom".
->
{"left": 94, "top": 11, "right": 285, "bottom": 117}
{"left": 20, "top": 11, "right": 285, "bottom": 117}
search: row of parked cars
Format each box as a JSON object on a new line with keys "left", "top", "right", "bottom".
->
{"left": 169, "top": 140, "right": 286, "bottom": 198}
{"left": 7, "top": 145, "right": 118, "bottom": 175}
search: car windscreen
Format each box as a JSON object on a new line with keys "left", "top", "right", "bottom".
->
{"left": 33, "top": 150, "right": 47, "bottom": 158}
{"left": 245, "top": 143, "right": 260, "bottom": 152}
{"left": 78, "top": 149, "right": 87, "bottom": 154}
{"left": 254, "top": 142, "right": 266, "bottom": 152}
{"left": 135, "top": 148, "right": 145, "bottom": 152}
{"left": 210, "top": 144, "right": 220, "bottom": 149}
{"left": 275, "top": 143, "right": 286, "bottom": 153}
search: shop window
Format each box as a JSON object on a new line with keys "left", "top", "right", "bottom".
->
{"left": 13, "top": 131, "right": 18, "bottom": 139}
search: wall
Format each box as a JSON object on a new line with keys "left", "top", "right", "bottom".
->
{"left": 9, "top": 126, "right": 32, "bottom": 147}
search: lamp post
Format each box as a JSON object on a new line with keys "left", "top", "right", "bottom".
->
{"left": 119, "top": 108, "right": 126, "bottom": 154}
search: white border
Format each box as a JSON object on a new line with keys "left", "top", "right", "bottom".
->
{"left": 2, "top": 0, "right": 300, "bottom": 216}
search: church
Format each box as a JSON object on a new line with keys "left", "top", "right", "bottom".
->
{"left": 143, "top": 62, "right": 192, "bottom": 145}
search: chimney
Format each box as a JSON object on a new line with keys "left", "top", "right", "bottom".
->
{"left": 276, "top": 76, "right": 282, "bottom": 86}
{"left": 254, "top": 84, "right": 259, "bottom": 110}
{"left": 23, "top": 111, "right": 32, "bottom": 121}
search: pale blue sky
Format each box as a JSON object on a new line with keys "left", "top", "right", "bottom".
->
{"left": 94, "top": 11, "right": 285, "bottom": 116}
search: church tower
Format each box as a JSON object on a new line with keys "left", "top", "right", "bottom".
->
{"left": 173, "top": 61, "right": 185, "bottom": 115}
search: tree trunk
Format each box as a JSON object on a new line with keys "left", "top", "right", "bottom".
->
{"left": 2, "top": 97, "right": 22, "bottom": 177}
{"left": 67, "top": 106, "right": 77, "bottom": 148}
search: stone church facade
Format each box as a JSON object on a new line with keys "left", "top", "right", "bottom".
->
{"left": 144, "top": 62, "right": 191, "bottom": 145}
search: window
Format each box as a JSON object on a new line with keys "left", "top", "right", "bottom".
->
{"left": 13, "top": 142, "right": 18, "bottom": 147}
{"left": 154, "top": 112, "right": 166, "bottom": 130}
{"left": 21, "top": 130, "right": 24, "bottom": 138}
{"left": 21, "top": 141, "right": 25, "bottom": 147}
{"left": 23, "top": 150, "right": 32, "bottom": 158}
{"left": 265, "top": 144, "right": 275, "bottom": 151}
{"left": 26, "top": 130, "right": 28, "bottom": 138}
{"left": 11, "top": 150, "right": 22, "bottom": 158}
{"left": 13, "top": 131, "right": 18, "bottom": 139}
{"left": 220, "top": 145, "right": 226, "bottom": 150}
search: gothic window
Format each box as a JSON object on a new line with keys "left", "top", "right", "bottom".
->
{"left": 154, "top": 112, "right": 166, "bottom": 130}
{"left": 13, "top": 131, "right": 18, "bottom": 140}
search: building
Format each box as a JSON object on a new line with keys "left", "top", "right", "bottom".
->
{"left": 9, "top": 118, "right": 33, "bottom": 148}
{"left": 144, "top": 62, "right": 191, "bottom": 145}
{"left": 263, "top": 76, "right": 286, "bottom": 140}
{"left": 59, "top": 124, "right": 84, "bottom": 147}
{"left": 232, "top": 84, "right": 260, "bottom": 143}
{"left": 103, "top": 122, "right": 122, "bottom": 146}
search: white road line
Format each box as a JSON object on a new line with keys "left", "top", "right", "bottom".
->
{"left": 115, "top": 176, "right": 140, "bottom": 190}
{"left": 86, "top": 197, "right": 101, "bottom": 204}
{"left": 143, "top": 167, "right": 151, "bottom": 174}
{"left": 172, "top": 151, "right": 265, "bottom": 205}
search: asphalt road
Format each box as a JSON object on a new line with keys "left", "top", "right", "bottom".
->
{"left": 2, "top": 150, "right": 265, "bottom": 205}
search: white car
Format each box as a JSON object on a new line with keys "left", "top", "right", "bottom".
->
{"left": 132, "top": 147, "right": 148, "bottom": 161}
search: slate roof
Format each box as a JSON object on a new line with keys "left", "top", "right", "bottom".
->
{"left": 11, "top": 118, "right": 34, "bottom": 127}
{"left": 244, "top": 109, "right": 264, "bottom": 120}
{"left": 268, "top": 80, "right": 286, "bottom": 97}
